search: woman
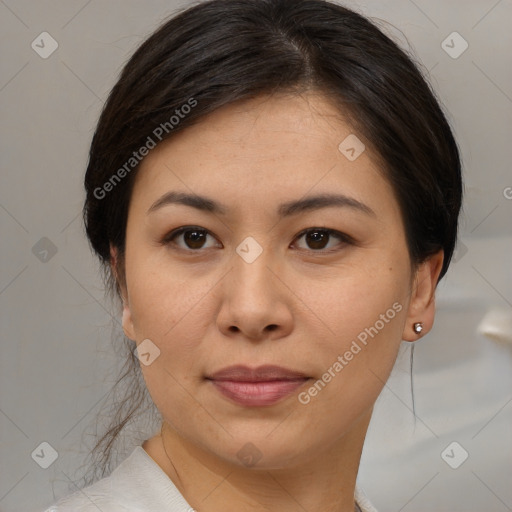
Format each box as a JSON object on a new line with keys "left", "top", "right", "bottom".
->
{"left": 44, "top": 0, "right": 462, "bottom": 510}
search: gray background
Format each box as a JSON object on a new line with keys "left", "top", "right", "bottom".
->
{"left": 1, "top": 0, "right": 511, "bottom": 511}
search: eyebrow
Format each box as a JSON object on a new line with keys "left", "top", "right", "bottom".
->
{"left": 147, "top": 191, "right": 375, "bottom": 218}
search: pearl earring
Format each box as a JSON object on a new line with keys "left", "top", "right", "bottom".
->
{"left": 413, "top": 322, "right": 423, "bottom": 334}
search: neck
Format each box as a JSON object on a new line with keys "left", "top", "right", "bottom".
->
{"left": 143, "top": 411, "right": 371, "bottom": 512}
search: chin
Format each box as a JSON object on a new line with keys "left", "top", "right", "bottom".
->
{"left": 204, "top": 431, "right": 320, "bottom": 471}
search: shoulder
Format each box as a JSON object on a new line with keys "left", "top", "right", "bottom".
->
{"left": 41, "top": 446, "right": 195, "bottom": 511}
{"left": 41, "top": 456, "right": 131, "bottom": 512}
{"left": 41, "top": 446, "right": 189, "bottom": 512}
{"left": 42, "top": 447, "right": 377, "bottom": 512}
{"left": 355, "top": 484, "right": 379, "bottom": 512}
{"left": 41, "top": 476, "right": 133, "bottom": 511}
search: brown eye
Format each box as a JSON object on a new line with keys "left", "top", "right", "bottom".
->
{"left": 294, "top": 228, "right": 351, "bottom": 252}
{"left": 162, "top": 226, "right": 351, "bottom": 253}
{"left": 182, "top": 229, "right": 207, "bottom": 249}
{"left": 304, "top": 230, "right": 330, "bottom": 250}
{"left": 162, "top": 227, "right": 220, "bottom": 250}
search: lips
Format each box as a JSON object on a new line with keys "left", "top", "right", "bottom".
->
{"left": 206, "top": 365, "right": 310, "bottom": 406}
{"left": 207, "top": 364, "right": 309, "bottom": 381}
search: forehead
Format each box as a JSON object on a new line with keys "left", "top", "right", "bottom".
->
{"left": 152, "top": 93, "right": 360, "bottom": 165}
{"left": 131, "top": 92, "right": 397, "bottom": 219}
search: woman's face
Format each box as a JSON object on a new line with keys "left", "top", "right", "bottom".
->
{"left": 119, "top": 92, "right": 430, "bottom": 469}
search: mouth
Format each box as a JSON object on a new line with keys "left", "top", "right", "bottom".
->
{"left": 205, "top": 365, "right": 311, "bottom": 407}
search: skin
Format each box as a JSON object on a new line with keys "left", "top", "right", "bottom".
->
{"left": 113, "top": 91, "right": 443, "bottom": 512}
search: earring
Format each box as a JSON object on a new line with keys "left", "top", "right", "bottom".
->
{"left": 413, "top": 322, "right": 423, "bottom": 334}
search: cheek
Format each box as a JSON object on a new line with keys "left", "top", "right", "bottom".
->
{"left": 126, "top": 255, "right": 217, "bottom": 360}
{"left": 294, "top": 272, "right": 408, "bottom": 435}
{"left": 122, "top": 232, "right": 220, "bottom": 422}
{"left": 307, "top": 257, "right": 409, "bottom": 340}
{"left": 127, "top": 266, "right": 215, "bottom": 416}
{"left": 299, "top": 257, "right": 410, "bottom": 394}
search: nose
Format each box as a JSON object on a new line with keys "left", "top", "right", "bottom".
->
{"left": 216, "top": 245, "right": 294, "bottom": 342}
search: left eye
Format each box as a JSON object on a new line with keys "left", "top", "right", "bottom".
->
{"left": 161, "top": 227, "right": 351, "bottom": 252}
{"left": 293, "top": 228, "right": 351, "bottom": 251}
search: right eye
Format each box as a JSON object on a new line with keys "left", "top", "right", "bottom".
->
{"left": 161, "top": 226, "right": 222, "bottom": 251}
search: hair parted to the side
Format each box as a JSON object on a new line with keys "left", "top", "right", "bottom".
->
{"left": 78, "top": 0, "right": 462, "bottom": 487}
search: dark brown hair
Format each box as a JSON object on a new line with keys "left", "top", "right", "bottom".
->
{"left": 80, "top": 0, "right": 462, "bottom": 486}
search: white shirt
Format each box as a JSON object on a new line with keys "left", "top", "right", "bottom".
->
{"left": 43, "top": 446, "right": 378, "bottom": 511}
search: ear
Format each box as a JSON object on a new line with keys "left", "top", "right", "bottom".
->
{"left": 402, "top": 250, "right": 444, "bottom": 342}
{"left": 110, "top": 244, "right": 136, "bottom": 341}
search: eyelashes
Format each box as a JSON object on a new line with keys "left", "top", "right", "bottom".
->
{"left": 161, "top": 226, "right": 218, "bottom": 251}
{"left": 160, "top": 226, "right": 355, "bottom": 254}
